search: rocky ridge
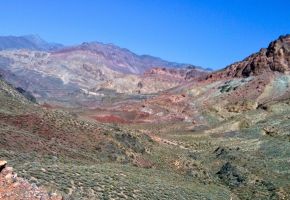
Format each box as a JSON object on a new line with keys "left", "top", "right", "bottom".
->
{"left": 144, "top": 66, "right": 208, "bottom": 80}
{"left": 205, "top": 34, "right": 290, "bottom": 81}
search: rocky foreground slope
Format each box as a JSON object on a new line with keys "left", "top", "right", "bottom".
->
{"left": 0, "top": 160, "right": 62, "bottom": 200}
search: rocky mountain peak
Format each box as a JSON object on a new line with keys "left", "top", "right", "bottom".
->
{"left": 205, "top": 34, "right": 290, "bottom": 80}
{"left": 265, "top": 34, "right": 290, "bottom": 72}
{"left": 237, "top": 34, "right": 290, "bottom": 77}
{"left": 236, "top": 34, "right": 290, "bottom": 77}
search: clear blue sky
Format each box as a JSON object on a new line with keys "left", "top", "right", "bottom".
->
{"left": 0, "top": 0, "right": 290, "bottom": 69}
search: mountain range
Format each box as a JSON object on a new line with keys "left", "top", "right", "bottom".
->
{"left": 0, "top": 34, "right": 290, "bottom": 199}
{"left": 0, "top": 34, "right": 200, "bottom": 73}
{"left": 0, "top": 35, "right": 208, "bottom": 107}
{"left": 0, "top": 35, "right": 63, "bottom": 51}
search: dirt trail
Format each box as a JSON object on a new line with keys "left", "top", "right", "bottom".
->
{"left": 143, "top": 131, "right": 190, "bottom": 150}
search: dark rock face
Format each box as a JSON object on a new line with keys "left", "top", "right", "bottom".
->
{"left": 0, "top": 160, "right": 7, "bottom": 172}
{"left": 216, "top": 162, "right": 246, "bottom": 188}
{"left": 16, "top": 87, "right": 37, "bottom": 103}
{"left": 137, "top": 81, "right": 143, "bottom": 88}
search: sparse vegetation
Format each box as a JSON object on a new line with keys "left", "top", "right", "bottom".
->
{"left": 0, "top": 34, "right": 290, "bottom": 199}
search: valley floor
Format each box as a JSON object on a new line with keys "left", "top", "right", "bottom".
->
{"left": 1, "top": 75, "right": 290, "bottom": 199}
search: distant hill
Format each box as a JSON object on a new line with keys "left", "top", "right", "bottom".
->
{"left": 0, "top": 35, "right": 205, "bottom": 74}
{"left": 55, "top": 42, "right": 198, "bottom": 74}
{"left": 0, "top": 35, "right": 63, "bottom": 51}
{"left": 0, "top": 35, "right": 208, "bottom": 107}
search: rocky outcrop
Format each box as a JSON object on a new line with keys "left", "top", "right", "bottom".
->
{"left": 16, "top": 87, "right": 37, "bottom": 103}
{"left": 204, "top": 34, "right": 290, "bottom": 80}
{"left": 216, "top": 162, "right": 246, "bottom": 188}
{"left": 236, "top": 34, "right": 290, "bottom": 76}
{"left": 144, "top": 66, "right": 208, "bottom": 80}
{"left": 0, "top": 160, "right": 62, "bottom": 200}
{"left": 0, "top": 160, "right": 7, "bottom": 172}
{"left": 144, "top": 67, "right": 187, "bottom": 78}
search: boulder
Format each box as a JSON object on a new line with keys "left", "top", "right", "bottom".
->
{"left": 0, "top": 160, "right": 7, "bottom": 172}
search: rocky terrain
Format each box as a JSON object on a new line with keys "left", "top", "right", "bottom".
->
{"left": 0, "top": 160, "right": 62, "bottom": 200}
{"left": 204, "top": 34, "right": 290, "bottom": 80}
{"left": 0, "top": 72, "right": 233, "bottom": 199}
{"left": 78, "top": 35, "right": 290, "bottom": 199}
{"left": 55, "top": 42, "right": 192, "bottom": 74}
{"left": 0, "top": 34, "right": 290, "bottom": 199}
{"left": 0, "top": 36, "right": 207, "bottom": 107}
{"left": 143, "top": 65, "right": 208, "bottom": 80}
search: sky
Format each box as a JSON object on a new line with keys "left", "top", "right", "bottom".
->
{"left": 0, "top": 0, "right": 290, "bottom": 70}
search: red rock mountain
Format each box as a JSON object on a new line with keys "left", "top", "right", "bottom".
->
{"left": 206, "top": 34, "right": 290, "bottom": 80}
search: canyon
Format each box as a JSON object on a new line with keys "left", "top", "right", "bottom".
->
{"left": 0, "top": 34, "right": 290, "bottom": 199}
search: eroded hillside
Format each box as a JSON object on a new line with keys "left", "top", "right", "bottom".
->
{"left": 1, "top": 35, "right": 290, "bottom": 199}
